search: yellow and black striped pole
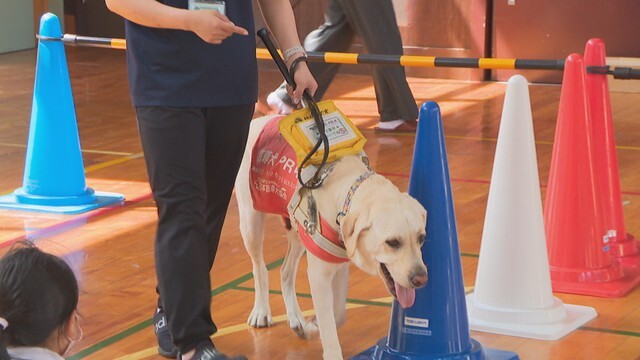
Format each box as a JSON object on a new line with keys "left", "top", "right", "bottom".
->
{"left": 61, "top": 34, "right": 126, "bottom": 50}
{"left": 257, "top": 48, "right": 565, "bottom": 71}
{"left": 39, "top": 33, "right": 640, "bottom": 78}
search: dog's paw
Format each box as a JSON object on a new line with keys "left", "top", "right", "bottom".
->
{"left": 290, "top": 315, "right": 319, "bottom": 339}
{"left": 247, "top": 307, "right": 273, "bottom": 328}
{"left": 303, "top": 316, "right": 320, "bottom": 338}
{"left": 287, "top": 311, "right": 312, "bottom": 338}
{"left": 288, "top": 313, "right": 306, "bottom": 338}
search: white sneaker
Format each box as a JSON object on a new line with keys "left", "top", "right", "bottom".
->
{"left": 266, "top": 92, "right": 294, "bottom": 115}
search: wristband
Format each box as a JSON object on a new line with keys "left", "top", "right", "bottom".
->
{"left": 283, "top": 45, "right": 306, "bottom": 61}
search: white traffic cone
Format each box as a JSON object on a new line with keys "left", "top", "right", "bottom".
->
{"left": 465, "top": 75, "right": 597, "bottom": 340}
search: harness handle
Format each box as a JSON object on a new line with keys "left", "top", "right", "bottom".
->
{"left": 257, "top": 28, "right": 330, "bottom": 189}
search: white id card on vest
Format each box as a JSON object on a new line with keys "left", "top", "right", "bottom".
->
{"left": 188, "top": 0, "right": 226, "bottom": 15}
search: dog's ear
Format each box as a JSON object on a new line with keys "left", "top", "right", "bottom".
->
{"left": 340, "top": 210, "right": 370, "bottom": 258}
{"left": 406, "top": 195, "right": 427, "bottom": 228}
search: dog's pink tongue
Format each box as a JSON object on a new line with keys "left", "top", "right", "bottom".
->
{"left": 395, "top": 283, "right": 416, "bottom": 308}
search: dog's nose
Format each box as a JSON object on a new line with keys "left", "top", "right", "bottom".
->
{"left": 411, "top": 270, "right": 428, "bottom": 287}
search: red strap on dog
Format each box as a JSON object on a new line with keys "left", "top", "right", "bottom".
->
{"left": 298, "top": 217, "right": 348, "bottom": 263}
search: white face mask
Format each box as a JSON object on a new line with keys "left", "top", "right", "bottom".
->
{"left": 62, "top": 327, "right": 83, "bottom": 355}
{"left": 62, "top": 314, "right": 83, "bottom": 356}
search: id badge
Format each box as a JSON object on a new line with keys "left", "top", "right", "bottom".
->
{"left": 188, "top": 0, "right": 226, "bottom": 15}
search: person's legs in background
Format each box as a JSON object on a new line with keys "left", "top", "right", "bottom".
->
{"left": 339, "top": 0, "right": 419, "bottom": 132}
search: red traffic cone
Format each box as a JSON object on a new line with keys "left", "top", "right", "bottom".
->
{"left": 544, "top": 53, "right": 640, "bottom": 297}
{"left": 584, "top": 38, "right": 640, "bottom": 267}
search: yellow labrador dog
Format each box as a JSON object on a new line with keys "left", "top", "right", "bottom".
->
{"left": 234, "top": 115, "right": 428, "bottom": 360}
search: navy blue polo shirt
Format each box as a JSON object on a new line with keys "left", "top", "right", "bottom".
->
{"left": 124, "top": 0, "right": 258, "bottom": 107}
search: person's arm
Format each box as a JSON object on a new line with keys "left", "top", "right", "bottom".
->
{"left": 257, "top": 0, "right": 318, "bottom": 103}
{"left": 105, "top": 0, "right": 248, "bottom": 44}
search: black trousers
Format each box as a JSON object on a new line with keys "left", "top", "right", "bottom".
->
{"left": 136, "top": 105, "right": 253, "bottom": 352}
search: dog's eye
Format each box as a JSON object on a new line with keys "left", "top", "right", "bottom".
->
{"left": 418, "top": 234, "right": 426, "bottom": 246}
{"left": 385, "top": 238, "right": 401, "bottom": 249}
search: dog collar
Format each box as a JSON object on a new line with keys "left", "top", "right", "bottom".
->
{"left": 335, "top": 169, "right": 375, "bottom": 226}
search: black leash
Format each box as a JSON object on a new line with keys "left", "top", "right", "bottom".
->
{"left": 257, "top": 28, "right": 330, "bottom": 189}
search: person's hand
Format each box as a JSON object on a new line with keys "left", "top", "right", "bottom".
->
{"left": 187, "top": 10, "right": 248, "bottom": 44}
{"left": 287, "top": 61, "right": 318, "bottom": 107}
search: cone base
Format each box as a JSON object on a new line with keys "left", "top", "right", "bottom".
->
{"left": 14, "top": 186, "right": 97, "bottom": 207}
{"left": 466, "top": 294, "right": 569, "bottom": 325}
{"left": 611, "top": 235, "right": 640, "bottom": 259}
{"left": 551, "top": 263, "right": 640, "bottom": 297}
{"left": 466, "top": 294, "right": 597, "bottom": 340}
{"left": 0, "top": 191, "right": 124, "bottom": 215}
{"left": 616, "top": 250, "right": 640, "bottom": 268}
{"left": 351, "top": 337, "right": 519, "bottom": 360}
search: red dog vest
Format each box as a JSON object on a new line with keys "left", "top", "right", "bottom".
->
{"left": 250, "top": 116, "right": 297, "bottom": 216}
{"left": 250, "top": 116, "right": 348, "bottom": 263}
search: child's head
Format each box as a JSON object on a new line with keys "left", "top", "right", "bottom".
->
{"left": 0, "top": 243, "right": 81, "bottom": 358}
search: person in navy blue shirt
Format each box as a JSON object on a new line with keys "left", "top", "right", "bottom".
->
{"left": 106, "top": 1, "right": 317, "bottom": 359}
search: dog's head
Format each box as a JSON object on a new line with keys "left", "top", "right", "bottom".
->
{"left": 339, "top": 177, "right": 427, "bottom": 308}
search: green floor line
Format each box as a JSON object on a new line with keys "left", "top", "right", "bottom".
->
{"left": 69, "top": 255, "right": 640, "bottom": 359}
{"left": 231, "top": 286, "right": 640, "bottom": 339}
{"left": 461, "top": 252, "right": 480, "bottom": 258}
{"left": 68, "top": 258, "right": 284, "bottom": 360}
{"left": 232, "top": 285, "right": 392, "bottom": 308}
{"left": 67, "top": 321, "right": 150, "bottom": 360}
{"left": 70, "top": 250, "right": 479, "bottom": 358}
{"left": 579, "top": 326, "right": 640, "bottom": 338}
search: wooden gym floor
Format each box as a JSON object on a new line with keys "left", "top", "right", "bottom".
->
{"left": 0, "top": 47, "right": 639, "bottom": 360}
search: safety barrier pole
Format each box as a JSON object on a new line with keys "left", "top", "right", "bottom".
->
{"left": 37, "top": 33, "right": 640, "bottom": 78}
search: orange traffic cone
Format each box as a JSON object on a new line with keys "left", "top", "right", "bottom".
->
{"left": 584, "top": 38, "right": 640, "bottom": 267}
{"left": 544, "top": 53, "right": 640, "bottom": 297}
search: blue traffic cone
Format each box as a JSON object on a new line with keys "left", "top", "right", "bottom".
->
{"left": 0, "top": 13, "right": 123, "bottom": 214}
{"left": 352, "top": 102, "right": 518, "bottom": 360}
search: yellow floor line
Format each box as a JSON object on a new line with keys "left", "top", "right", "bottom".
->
{"left": 113, "top": 287, "right": 475, "bottom": 360}
{"left": 84, "top": 153, "right": 144, "bottom": 172}
{"left": 0, "top": 142, "right": 136, "bottom": 156}
{"left": 0, "top": 153, "right": 144, "bottom": 196}
{"left": 3, "top": 130, "right": 640, "bottom": 152}
{"left": 113, "top": 297, "right": 393, "bottom": 360}
{"left": 357, "top": 131, "right": 640, "bottom": 151}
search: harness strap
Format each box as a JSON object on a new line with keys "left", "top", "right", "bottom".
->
{"left": 296, "top": 215, "right": 348, "bottom": 262}
{"left": 335, "top": 170, "right": 375, "bottom": 226}
{"left": 286, "top": 155, "right": 373, "bottom": 263}
{"left": 288, "top": 186, "right": 348, "bottom": 262}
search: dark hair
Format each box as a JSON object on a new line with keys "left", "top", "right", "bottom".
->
{"left": 0, "top": 244, "right": 79, "bottom": 360}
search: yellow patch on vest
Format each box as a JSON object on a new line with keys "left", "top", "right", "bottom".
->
{"left": 278, "top": 100, "right": 366, "bottom": 167}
